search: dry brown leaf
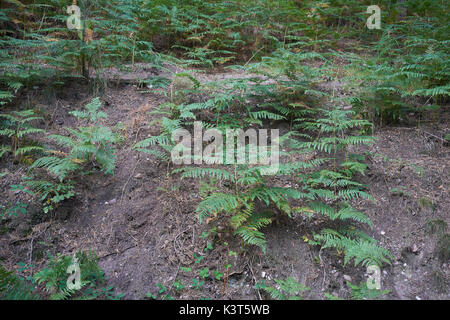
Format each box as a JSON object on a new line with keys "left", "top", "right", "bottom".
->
{"left": 84, "top": 28, "right": 93, "bottom": 44}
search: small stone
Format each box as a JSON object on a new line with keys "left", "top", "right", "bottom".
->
{"left": 416, "top": 296, "right": 421, "bottom": 300}
{"left": 109, "top": 198, "right": 117, "bottom": 204}
{"left": 134, "top": 173, "right": 143, "bottom": 179}
{"left": 261, "top": 272, "right": 266, "bottom": 278}
{"left": 343, "top": 275, "right": 352, "bottom": 282}
{"left": 380, "top": 231, "right": 385, "bottom": 235}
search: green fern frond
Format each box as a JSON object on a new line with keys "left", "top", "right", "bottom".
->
{"left": 249, "top": 111, "right": 285, "bottom": 120}
{"left": 174, "top": 167, "right": 234, "bottom": 181}
{"left": 15, "top": 145, "right": 44, "bottom": 156}
{"left": 48, "top": 134, "right": 77, "bottom": 149}
{"left": 196, "top": 193, "right": 240, "bottom": 222}
{"left": 69, "top": 97, "right": 107, "bottom": 122}
{"left": 0, "top": 265, "right": 39, "bottom": 300}
{"left": 338, "top": 189, "right": 374, "bottom": 202}
{"left": 235, "top": 226, "right": 267, "bottom": 252}
{"left": 335, "top": 206, "right": 373, "bottom": 228}
{"left": 0, "top": 145, "right": 12, "bottom": 158}
{"left": 314, "top": 229, "right": 393, "bottom": 267}
{"left": 30, "top": 156, "right": 80, "bottom": 182}
{"left": 16, "top": 128, "right": 45, "bottom": 138}
{"left": 134, "top": 135, "right": 172, "bottom": 148}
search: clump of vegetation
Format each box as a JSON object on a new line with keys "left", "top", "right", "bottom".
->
{"left": 30, "top": 97, "right": 119, "bottom": 179}
{"left": 346, "top": 281, "right": 390, "bottom": 300}
{"left": 33, "top": 250, "right": 123, "bottom": 300}
{"left": 21, "top": 97, "right": 119, "bottom": 213}
{"left": 293, "top": 106, "right": 393, "bottom": 267}
{"left": 0, "top": 264, "right": 39, "bottom": 300}
{"left": 0, "top": 110, "right": 44, "bottom": 163}
{"left": 255, "top": 277, "right": 310, "bottom": 300}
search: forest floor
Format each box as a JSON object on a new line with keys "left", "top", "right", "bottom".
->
{"left": 0, "top": 64, "right": 449, "bottom": 300}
